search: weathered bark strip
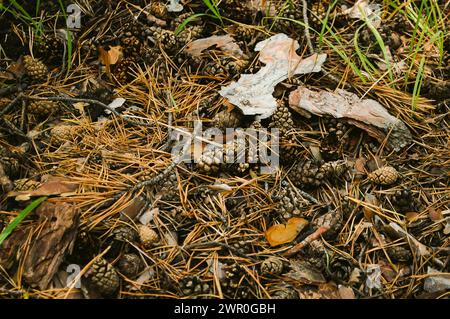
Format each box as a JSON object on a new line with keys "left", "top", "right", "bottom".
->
{"left": 22, "top": 201, "right": 80, "bottom": 289}
{"left": 289, "top": 86, "right": 412, "bottom": 151}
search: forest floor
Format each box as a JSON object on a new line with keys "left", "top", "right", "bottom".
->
{"left": 0, "top": 0, "right": 449, "bottom": 299}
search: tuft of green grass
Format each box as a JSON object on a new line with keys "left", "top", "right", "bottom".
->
{"left": 175, "top": 0, "right": 223, "bottom": 35}
{"left": 0, "top": 197, "right": 47, "bottom": 247}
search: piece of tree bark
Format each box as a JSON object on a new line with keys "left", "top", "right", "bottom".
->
{"left": 22, "top": 201, "right": 80, "bottom": 290}
{"left": 289, "top": 86, "right": 412, "bottom": 151}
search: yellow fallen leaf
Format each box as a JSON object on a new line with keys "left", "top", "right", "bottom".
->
{"left": 265, "top": 217, "right": 308, "bottom": 247}
{"left": 98, "top": 45, "right": 123, "bottom": 78}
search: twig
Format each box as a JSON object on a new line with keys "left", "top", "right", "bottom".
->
{"left": 301, "top": 0, "right": 314, "bottom": 56}
{"left": 282, "top": 226, "right": 330, "bottom": 257}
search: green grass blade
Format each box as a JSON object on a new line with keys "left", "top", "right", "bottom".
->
{"left": 412, "top": 56, "right": 425, "bottom": 110}
{"left": 0, "top": 196, "right": 47, "bottom": 247}
{"left": 202, "top": 0, "right": 222, "bottom": 24}
{"left": 175, "top": 13, "right": 208, "bottom": 36}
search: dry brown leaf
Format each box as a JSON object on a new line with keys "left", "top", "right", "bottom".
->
{"left": 8, "top": 176, "right": 79, "bottom": 201}
{"left": 22, "top": 201, "right": 80, "bottom": 289}
{"left": 289, "top": 87, "right": 412, "bottom": 151}
{"left": 119, "top": 196, "right": 147, "bottom": 221}
{"left": 265, "top": 217, "right": 308, "bottom": 247}
{"left": 185, "top": 35, "right": 245, "bottom": 59}
{"left": 220, "top": 34, "right": 327, "bottom": 119}
{"left": 98, "top": 45, "right": 123, "bottom": 78}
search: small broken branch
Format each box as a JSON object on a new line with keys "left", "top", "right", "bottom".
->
{"left": 282, "top": 226, "right": 330, "bottom": 257}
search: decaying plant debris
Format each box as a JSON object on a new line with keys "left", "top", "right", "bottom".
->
{"left": 0, "top": 0, "right": 449, "bottom": 300}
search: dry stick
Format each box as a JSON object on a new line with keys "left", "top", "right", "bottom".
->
{"left": 282, "top": 226, "right": 330, "bottom": 257}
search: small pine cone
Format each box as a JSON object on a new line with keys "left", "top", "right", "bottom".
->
{"left": 150, "top": 27, "right": 178, "bottom": 52}
{"left": 291, "top": 160, "right": 327, "bottom": 188}
{"left": 387, "top": 246, "right": 412, "bottom": 263}
{"left": 273, "top": 181, "right": 306, "bottom": 220}
{"left": 213, "top": 110, "right": 243, "bottom": 129}
{"left": 138, "top": 224, "right": 159, "bottom": 247}
{"left": 86, "top": 258, "right": 120, "bottom": 296}
{"left": 35, "top": 34, "right": 64, "bottom": 63}
{"left": 196, "top": 146, "right": 223, "bottom": 174}
{"left": 149, "top": 1, "right": 168, "bottom": 19}
{"left": 222, "top": 263, "right": 250, "bottom": 298}
{"left": 320, "top": 160, "right": 350, "bottom": 181}
{"left": 23, "top": 55, "right": 48, "bottom": 83}
{"left": 309, "top": 1, "right": 328, "bottom": 30}
{"left": 120, "top": 34, "right": 143, "bottom": 59}
{"left": 50, "top": 124, "right": 80, "bottom": 145}
{"left": 279, "top": 137, "right": 301, "bottom": 164}
{"left": 112, "top": 58, "right": 135, "bottom": 83}
{"left": 328, "top": 257, "right": 353, "bottom": 282}
{"left": 269, "top": 100, "right": 295, "bottom": 139}
{"left": 271, "top": 2, "right": 303, "bottom": 31}
{"left": 230, "top": 238, "right": 252, "bottom": 255}
{"left": 176, "top": 25, "right": 204, "bottom": 45}
{"left": 158, "top": 171, "right": 179, "bottom": 202}
{"left": 368, "top": 166, "right": 399, "bottom": 185}
{"left": 179, "top": 276, "right": 211, "bottom": 297}
{"left": 28, "top": 100, "right": 59, "bottom": 117}
{"left": 260, "top": 256, "right": 284, "bottom": 275}
{"left": 233, "top": 25, "right": 256, "bottom": 43}
{"left": 271, "top": 284, "right": 299, "bottom": 299}
{"left": 111, "top": 225, "right": 138, "bottom": 243}
{"left": 117, "top": 253, "right": 142, "bottom": 278}
{"left": 391, "top": 189, "right": 417, "bottom": 214}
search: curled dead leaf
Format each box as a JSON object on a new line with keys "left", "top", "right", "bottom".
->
{"left": 220, "top": 34, "right": 326, "bottom": 119}
{"left": 265, "top": 217, "right": 308, "bottom": 247}
{"left": 8, "top": 176, "right": 79, "bottom": 201}
{"left": 185, "top": 35, "right": 245, "bottom": 59}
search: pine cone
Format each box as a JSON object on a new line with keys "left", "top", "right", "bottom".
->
{"left": 13, "top": 178, "right": 40, "bottom": 191}
{"left": 291, "top": 160, "right": 327, "bottom": 188}
{"left": 270, "top": 284, "right": 299, "bottom": 299}
{"left": 213, "top": 110, "right": 243, "bottom": 130}
{"left": 0, "top": 98, "right": 11, "bottom": 111}
{"left": 50, "top": 124, "right": 80, "bottom": 145}
{"left": 120, "top": 33, "right": 143, "bottom": 59}
{"left": 157, "top": 171, "right": 179, "bottom": 202}
{"left": 271, "top": 2, "right": 303, "bottom": 32}
{"left": 273, "top": 181, "right": 306, "bottom": 220}
{"left": 111, "top": 225, "right": 138, "bottom": 243}
{"left": 260, "top": 256, "right": 284, "bottom": 275}
{"left": 28, "top": 100, "right": 59, "bottom": 117}
{"left": 86, "top": 258, "right": 120, "bottom": 296}
{"left": 196, "top": 146, "right": 223, "bottom": 174}
{"left": 320, "top": 118, "right": 349, "bottom": 160}
{"left": 269, "top": 100, "right": 294, "bottom": 139}
{"left": 149, "top": 1, "right": 168, "bottom": 19}
{"left": 35, "top": 34, "right": 64, "bottom": 64}
{"left": 117, "top": 253, "right": 142, "bottom": 277}
{"left": 327, "top": 257, "right": 353, "bottom": 282}
{"left": 138, "top": 224, "right": 159, "bottom": 247}
{"left": 149, "top": 27, "right": 178, "bottom": 52}
{"left": 230, "top": 238, "right": 253, "bottom": 255}
{"left": 222, "top": 263, "right": 250, "bottom": 298}
{"left": 23, "top": 55, "right": 48, "bottom": 83}
{"left": 179, "top": 276, "right": 212, "bottom": 297}
{"left": 387, "top": 245, "right": 412, "bottom": 263}
{"left": 391, "top": 189, "right": 417, "bottom": 213}
{"left": 368, "top": 166, "right": 399, "bottom": 185}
